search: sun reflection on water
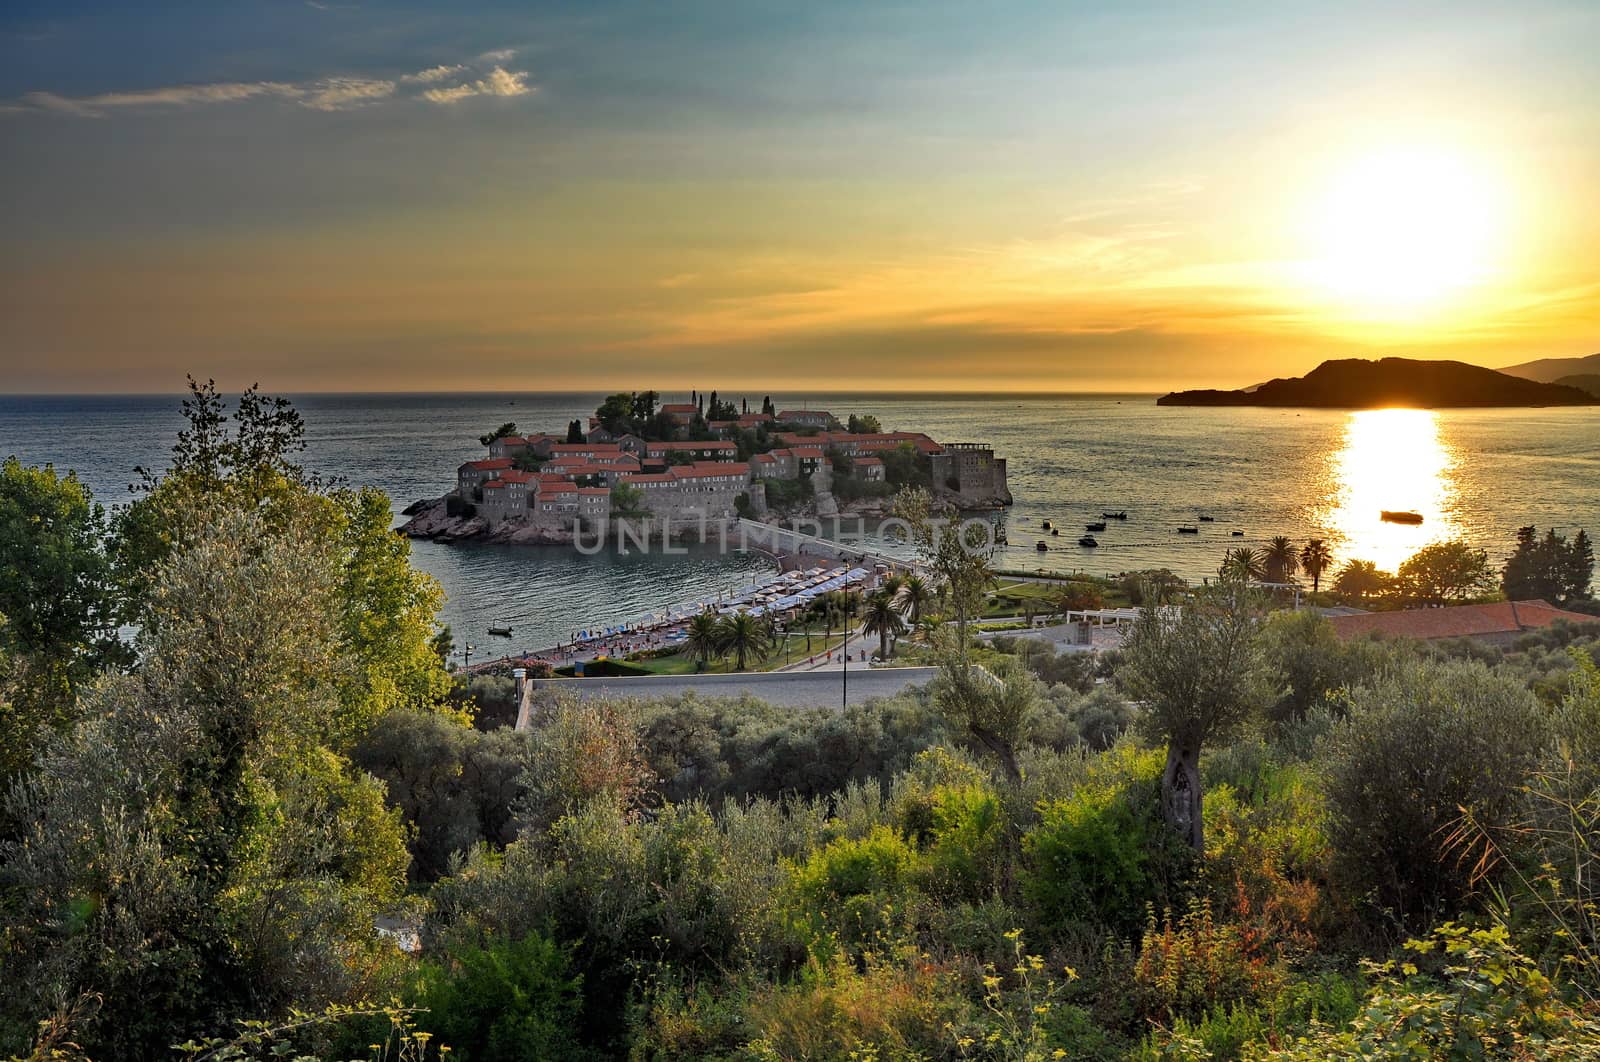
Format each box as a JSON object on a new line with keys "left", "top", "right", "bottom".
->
{"left": 1320, "top": 408, "right": 1461, "bottom": 574}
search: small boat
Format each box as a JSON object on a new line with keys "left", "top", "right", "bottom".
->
{"left": 1177, "top": 526, "right": 1199, "bottom": 534}
{"left": 1381, "top": 510, "right": 1424, "bottom": 525}
{"left": 1085, "top": 522, "right": 1107, "bottom": 532}
{"left": 1231, "top": 530, "right": 1245, "bottom": 537}
{"left": 1198, "top": 515, "right": 1215, "bottom": 522}
{"left": 1078, "top": 535, "right": 1099, "bottom": 548}
{"left": 1102, "top": 511, "right": 1128, "bottom": 520}
{"left": 1036, "top": 541, "right": 1048, "bottom": 552}
{"left": 1051, "top": 528, "right": 1060, "bottom": 536}
{"left": 1042, "top": 520, "right": 1053, "bottom": 530}
{"left": 488, "top": 625, "right": 513, "bottom": 637}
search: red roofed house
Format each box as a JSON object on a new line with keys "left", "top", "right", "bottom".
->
{"left": 659, "top": 403, "right": 701, "bottom": 423}
{"left": 853, "top": 455, "right": 885, "bottom": 482}
{"left": 1327, "top": 599, "right": 1598, "bottom": 646}
{"left": 458, "top": 458, "right": 515, "bottom": 494}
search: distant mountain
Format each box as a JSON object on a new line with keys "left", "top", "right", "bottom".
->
{"left": 1158, "top": 357, "right": 1599, "bottom": 409}
{"left": 1500, "top": 352, "right": 1600, "bottom": 383}
{"left": 1554, "top": 373, "right": 1600, "bottom": 398}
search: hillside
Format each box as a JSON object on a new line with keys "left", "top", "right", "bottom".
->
{"left": 1500, "top": 352, "right": 1600, "bottom": 383}
{"left": 1554, "top": 373, "right": 1600, "bottom": 398}
{"left": 1158, "top": 357, "right": 1599, "bottom": 408}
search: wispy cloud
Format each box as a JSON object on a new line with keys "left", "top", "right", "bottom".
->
{"left": 419, "top": 66, "right": 533, "bottom": 105}
{"left": 404, "top": 64, "right": 465, "bottom": 84}
{"left": 6, "top": 52, "right": 528, "bottom": 118}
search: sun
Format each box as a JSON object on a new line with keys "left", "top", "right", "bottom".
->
{"left": 1304, "top": 146, "right": 1504, "bottom": 314}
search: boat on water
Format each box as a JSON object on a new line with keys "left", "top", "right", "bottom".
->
{"left": 1231, "top": 530, "right": 1245, "bottom": 537}
{"left": 1199, "top": 515, "right": 1215, "bottom": 522}
{"left": 1085, "top": 521, "right": 1107, "bottom": 532}
{"left": 1036, "top": 541, "right": 1048, "bottom": 552}
{"left": 1177, "top": 526, "right": 1199, "bottom": 534}
{"left": 1051, "top": 528, "right": 1060, "bottom": 537}
{"left": 1381, "top": 510, "right": 1425, "bottom": 525}
{"left": 488, "top": 625, "right": 513, "bottom": 637}
{"left": 1042, "top": 520, "right": 1053, "bottom": 530}
{"left": 1078, "top": 535, "right": 1099, "bottom": 548}
{"left": 1102, "top": 511, "right": 1128, "bottom": 520}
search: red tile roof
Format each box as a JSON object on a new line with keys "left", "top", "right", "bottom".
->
{"left": 1328, "top": 600, "right": 1598, "bottom": 641}
{"left": 464, "top": 458, "right": 514, "bottom": 471}
{"left": 855, "top": 456, "right": 883, "bottom": 465}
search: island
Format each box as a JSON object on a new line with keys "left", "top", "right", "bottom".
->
{"left": 401, "top": 391, "right": 1012, "bottom": 545}
{"left": 1157, "top": 357, "right": 1600, "bottom": 409}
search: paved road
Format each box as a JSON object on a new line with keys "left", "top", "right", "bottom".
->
{"left": 529, "top": 666, "right": 937, "bottom": 709}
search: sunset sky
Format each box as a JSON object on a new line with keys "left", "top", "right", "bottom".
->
{"left": 2, "top": 0, "right": 1596, "bottom": 393}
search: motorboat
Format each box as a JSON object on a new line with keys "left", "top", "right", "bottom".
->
{"left": 1199, "top": 515, "right": 1215, "bottom": 522}
{"left": 488, "top": 625, "right": 513, "bottom": 637}
{"left": 1381, "top": 510, "right": 1424, "bottom": 525}
{"left": 1085, "top": 521, "right": 1107, "bottom": 532}
{"left": 1036, "top": 541, "right": 1049, "bottom": 552}
{"left": 1231, "top": 530, "right": 1245, "bottom": 537}
{"left": 1042, "top": 520, "right": 1053, "bottom": 530}
{"left": 1078, "top": 535, "right": 1099, "bottom": 548}
{"left": 1051, "top": 528, "right": 1060, "bottom": 537}
{"left": 1102, "top": 511, "right": 1128, "bottom": 520}
{"left": 1177, "top": 526, "right": 1199, "bottom": 534}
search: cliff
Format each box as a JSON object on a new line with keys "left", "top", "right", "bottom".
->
{"left": 1158, "top": 357, "right": 1599, "bottom": 409}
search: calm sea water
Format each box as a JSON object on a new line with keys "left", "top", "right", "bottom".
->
{"left": 2, "top": 393, "right": 1595, "bottom": 651}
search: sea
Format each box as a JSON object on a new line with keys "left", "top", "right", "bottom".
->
{"left": 3, "top": 393, "right": 1596, "bottom": 654}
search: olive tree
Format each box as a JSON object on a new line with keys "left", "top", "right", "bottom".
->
{"left": 892, "top": 486, "right": 994, "bottom": 657}
{"left": 1118, "top": 578, "right": 1273, "bottom": 853}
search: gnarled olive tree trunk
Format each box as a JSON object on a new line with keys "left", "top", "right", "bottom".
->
{"left": 1162, "top": 741, "right": 1204, "bottom": 854}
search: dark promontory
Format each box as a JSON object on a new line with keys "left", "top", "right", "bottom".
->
{"left": 1158, "top": 357, "right": 1600, "bottom": 409}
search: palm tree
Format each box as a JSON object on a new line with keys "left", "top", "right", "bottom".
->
{"left": 896, "top": 575, "right": 932, "bottom": 625}
{"left": 1300, "top": 539, "right": 1333, "bottom": 598}
{"left": 1263, "top": 536, "right": 1300, "bottom": 584}
{"left": 1332, "top": 559, "right": 1389, "bottom": 602}
{"left": 1220, "top": 546, "right": 1265, "bottom": 582}
{"left": 881, "top": 573, "right": 906, "bottom": 598}
{"left": 683, "top": 612, "right": 722, "bottom": 671}
{"left": 862, "top": 590, "right": 909, "bottom": 659}
{"left": 716, "top": 612, "right": 774, "bottom": 671}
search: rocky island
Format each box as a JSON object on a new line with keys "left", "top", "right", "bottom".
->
{"left": 401, "top": 391, "right": 1012, "bottom": 545}
{"left": 1158, "top": 357, "right": 1599, "bottom": 409}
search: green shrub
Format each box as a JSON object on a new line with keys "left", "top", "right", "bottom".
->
{"left": 412, "top": 931, "right": 592, "bottom": 1061}
{"left": 1251, "top": 923, "right": 1600, "bottom": 1060}
{"left": 1023, "top": 745, "right": 1185, "bottom": 935}
{"left": 917, "top": 782, "right": 1007, "bottom": 902}
{"left": 788, "top": 826, "right": 921, "bottom": 951}
{"left": 1322, "top": 658, "right": 1550, "bottom": 928}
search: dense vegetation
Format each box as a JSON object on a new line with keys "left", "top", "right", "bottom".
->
{"left": 3, "top": 384, "right": 1600, "bottom": 1060}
